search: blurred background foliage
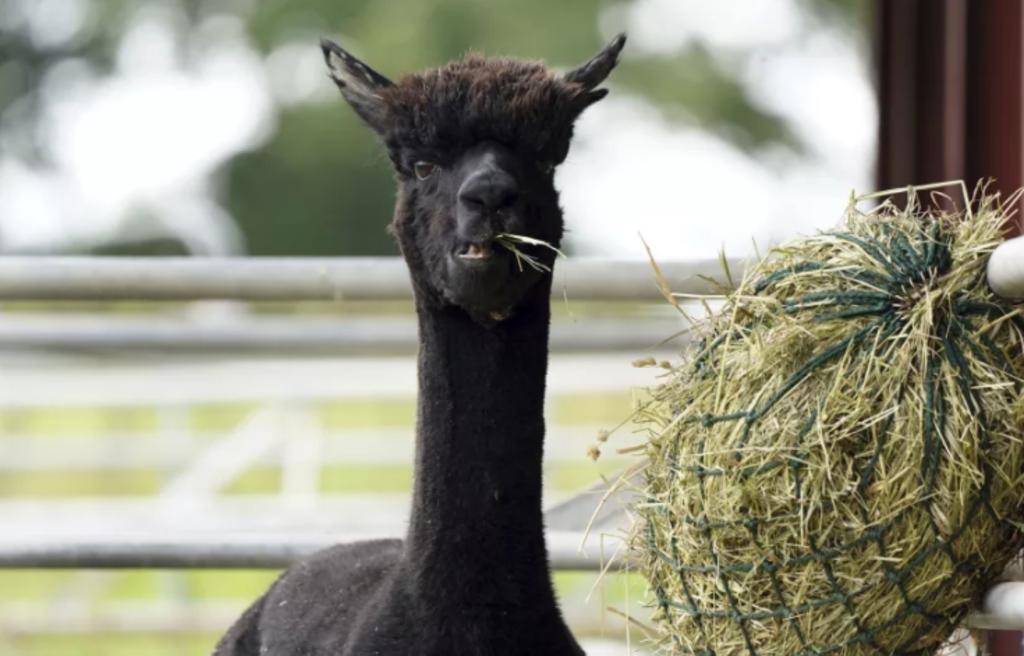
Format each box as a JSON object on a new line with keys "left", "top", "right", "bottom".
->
{"left": 0, "top": 0, "right": 868, "bottom": 257}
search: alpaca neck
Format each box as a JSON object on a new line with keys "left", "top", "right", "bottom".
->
{"left": 404, "top": 287, "right": 555, "bottom": 609}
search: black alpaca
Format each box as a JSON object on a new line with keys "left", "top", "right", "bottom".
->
{"left": 214, "top": 33, "right": 626, "bottom": 656}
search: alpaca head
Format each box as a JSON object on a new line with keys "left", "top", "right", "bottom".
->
{"left": 322, "top": 35, "right": 625, "bottom": 324}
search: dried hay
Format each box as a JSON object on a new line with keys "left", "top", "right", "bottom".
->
{"left": 634, "top": 183, "right": 1024, "bottom": 655}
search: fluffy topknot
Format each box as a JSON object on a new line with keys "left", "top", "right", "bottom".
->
{"left": 379, "top": 55, "right": 596, "bottom": 165}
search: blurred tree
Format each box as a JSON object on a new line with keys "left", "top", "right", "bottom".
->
{"left": 0, "top": 0, "right": 868, "bottom": 256}
{"left": 226, "top": 104, "right": 397, "bottom": 256}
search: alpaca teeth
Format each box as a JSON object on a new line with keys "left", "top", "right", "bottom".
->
{"left": 462, "top": 244, "right": 491, "bottom": 259}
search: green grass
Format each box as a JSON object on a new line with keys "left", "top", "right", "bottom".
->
{"left": 220, "top": 467, "right": 281, "bottom": 495}
{"left": 0, "top": 470, "right": 162, "bottom": 497}
{"left": 8, "top": 634, "right": 218, "bottom": 656}
{"left": 0, "top": 570, "right": 280, "bottom": 603}
{"left": 319, "top": 398, "right": 416, "bottom": 429}
{"left": 187, "top": 403, "right": 258, "bottom": 433}
{"left": 556, "top": 570, "right": 646, "bottom": 598}
{"left": 548, "top": 460, "right": 631, "bottom": 491}
{"left": 101, "top": 571, "right": 165, "bottom": 599}
{"left": 0, "top": 393, "right": 629, "bottom": 437}
{"left": 180, "top": 570, "right": 280, "bottom": 598}
{"left": 222, "top": 464, "right": 416, "bottom": 494}
{"left": 0, "top": 571, "right": 74, "bottom": 600}
{"left": 0, "top": 459, "right": 628, "bottom": 499}
{"left": 552, "top": 392, "right": 636, "bottom": 426}
{"left": 0, "top": 571, "right": 647, "bottom": 656}
{"left": 0, "top": 570, "right": 643, "bottom": 606}
{"left": 320, "top": 464, "right": 413, "bottom": 493}
{"left": 0, "top": 407, "right": 159, "bottom": 435}
{"left": 185, "top": 398, "right": 417, "bottom": 434}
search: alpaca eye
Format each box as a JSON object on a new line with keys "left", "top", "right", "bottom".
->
{"left": 414, "top": 161, "right": 438, "bottom": 180}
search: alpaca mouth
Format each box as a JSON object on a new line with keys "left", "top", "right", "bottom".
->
{"left": 458, "top": 242, "right": 494, "bottom": 260}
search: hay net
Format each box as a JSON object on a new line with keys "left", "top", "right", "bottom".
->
{"left": 635, "top": 184, "right": 1024, "bottom": 655}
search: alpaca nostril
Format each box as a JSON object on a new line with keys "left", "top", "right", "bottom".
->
{"left": 458, "top": 170, "right": 519, "bottom": 213}
{"left": 461, "top": 196, "right": 485, "bottom": 211}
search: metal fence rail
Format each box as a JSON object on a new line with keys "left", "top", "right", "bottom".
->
{"left": 0, "top": 238, "right": 1016, "bottom": 301}
{"left": 0, "top": 256, "right": 742, "bottom": 301}
{"left": 0, "top": 314, "right": 688, "bottom": 353}
{"left": 0, "top": 535, "right": 1019, "bottom": 632}
{"left": 0, "top": 532, "right": 625, "bottom": 571}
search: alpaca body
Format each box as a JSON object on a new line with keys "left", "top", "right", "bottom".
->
{"left": 215, "top": 34, "right": 625, "bottom": 656}
{"left": 217, "top": 541, "right": 581, "bottom": 656}
{"left": 216, "top": 540, "right": 402, "bottom": 654}
{"left": 215, "top": 292, "right": 582, "bottom": 655}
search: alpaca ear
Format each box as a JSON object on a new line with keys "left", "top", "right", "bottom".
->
{"left": 321, "top": 38, "right": 393, "bottom": 134}
{"left": 563, "top": 33, "right": 626, "bottom": 91}
{"left": 577, "top": 88, "right": 609, "bottom": 112}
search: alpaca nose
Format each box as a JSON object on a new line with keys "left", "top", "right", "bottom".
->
{"left": 458, "top": 169, "right": 520, "bottom": 214}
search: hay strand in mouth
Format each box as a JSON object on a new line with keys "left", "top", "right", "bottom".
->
{"left": 633, "top": 182, "right": 1024, "bottom": 656}
{"left": 496, "top": 232, "right": 565, "bottom": 273}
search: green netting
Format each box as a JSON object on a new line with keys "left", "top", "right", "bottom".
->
{"left": 634, "top": 184, "right": 1024, "bottom": 655}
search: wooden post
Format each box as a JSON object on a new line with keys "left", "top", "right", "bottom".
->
{"left": 876, "top": 1, "right": 1023, "bottom": 653}
{"left": 966, "top": 0, "right": 1024, "bottom": 237}
{"left": 877, "top": 0, "right": 1024, "bottom": 235}
{"left": 876, "top": 0, "right": 968, "bottom": 190}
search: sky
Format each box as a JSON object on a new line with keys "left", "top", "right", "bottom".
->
{"left": 0, "top": 0, "right": 876, "bottom": 260}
